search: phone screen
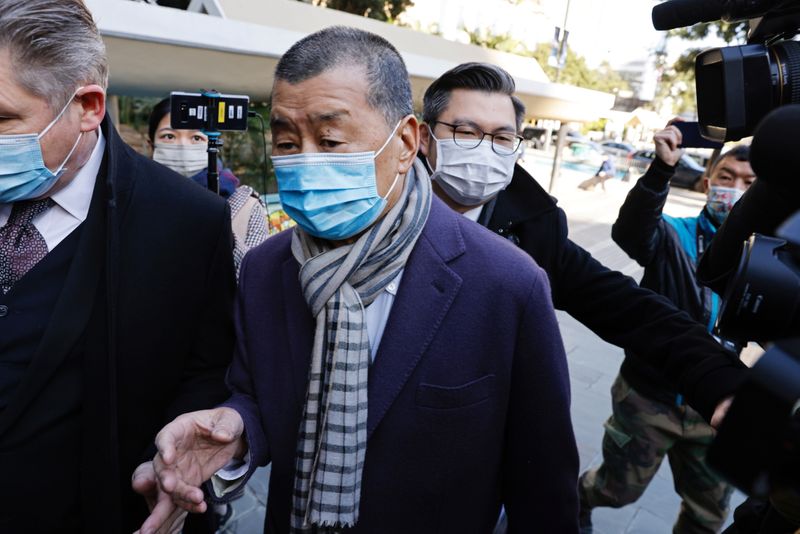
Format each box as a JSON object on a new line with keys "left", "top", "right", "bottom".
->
{"left": 675, "top": 121, "right": 724, "bottom": 149}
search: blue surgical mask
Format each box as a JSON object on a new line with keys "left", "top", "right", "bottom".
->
{"left": 272, "top": 121, "right": 402, "bottom": 240}
{"left": 0, "top": 89, "right": 84, "bottom": 203}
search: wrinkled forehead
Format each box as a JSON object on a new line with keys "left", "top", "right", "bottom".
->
{"left": 438, "top": 89, "right": 517, "bottom": 132}
{"left": 270, "top": 65, "right": 384, "bottom": 130}
{"left": 711, "top": 155, "right": 756, "bottom": 180}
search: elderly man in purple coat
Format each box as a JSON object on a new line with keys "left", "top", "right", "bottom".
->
{"left": 135, "top": 26, "right": 577, "bottom": 534}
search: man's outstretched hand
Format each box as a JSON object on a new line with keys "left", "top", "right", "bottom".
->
{"left": 135, "top": 407, "right": 246, "bottom": 534}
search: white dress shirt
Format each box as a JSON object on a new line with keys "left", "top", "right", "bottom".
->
{"left": 213, "top": 270, "right": 404, "bottom": 493}
{"left": 0, "top": 129, "right": 105, "bottom": 249}
{"left": 463, "top": 205, "right": 483, "bottom": 222}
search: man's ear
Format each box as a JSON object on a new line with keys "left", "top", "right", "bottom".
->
{"left": 76, "top": 85, "right": 106, "bottom": 133}
{"left": 396, "top": 114, "right": 420, "bottom": 175}
{"left": 703, "top": 176, "right": 711, "bottom": 194}
{"left": 419, "top": 123, "right": 431, "bottom": 157}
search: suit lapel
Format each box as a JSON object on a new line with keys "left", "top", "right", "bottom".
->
{"left": 282, "top": 256, "right": 315, "bottom": 410}
{"left": 0, "top": 167, "right": 107, "bottom": 435}
{"left": 366, "top": 199, "right": 464, "bottom": 439}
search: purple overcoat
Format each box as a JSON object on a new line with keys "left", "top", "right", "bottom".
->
{"left": 223, "top": 196, "right": 578, "bottom": 533}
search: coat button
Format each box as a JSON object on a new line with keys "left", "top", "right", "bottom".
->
{"left": 0, "top": 305, "right": 7, "bottom": 317}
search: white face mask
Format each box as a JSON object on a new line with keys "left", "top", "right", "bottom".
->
{"left": 706, "top": 185, "right": 744, "bottom": 225}
{"left": 153, "top": 143, "right": 208, "bottom": 177}
{"left": 429, "top": 128, "right": 517, "bottom": 207}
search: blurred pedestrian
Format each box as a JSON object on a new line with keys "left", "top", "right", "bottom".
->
{"left": 578, "top": 154, "right": 616, "bottom": 191}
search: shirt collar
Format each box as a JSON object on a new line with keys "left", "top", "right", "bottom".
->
{"left": 463, "top": 205, "right": 483, "bottom": 222}
{"left": 50, "top": 128, "right": 105, "bottom": 222}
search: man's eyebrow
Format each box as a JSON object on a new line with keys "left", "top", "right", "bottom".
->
{"left": 310, "top": 110, "right": 350, "bottom": 123}
{"left": 450, "top": 118, "right": 516, "bottom": 133}
{"left": 270, "top": 115, "right": 291, "bottom": 128}
{"left": 718, "top": 164, "right": 755, "bottom": 178}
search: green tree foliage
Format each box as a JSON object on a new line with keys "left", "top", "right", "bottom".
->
{"left": 299, "top": 0, "right": 414, "bottom": 22}
{"left": 667, "top": 20, "right": 747, "bottom": 76}
{"left": 464, "top": 28, "right": 630, "bottom": 94}
{"left": 669, "top": 20, "right": 748, "bottom": 47}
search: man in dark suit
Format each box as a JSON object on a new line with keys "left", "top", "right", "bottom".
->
{"left": 0, "top": 1, "right": 235, "bottom": 532}
{"left": 139, "top": 26, "right": 578, "bottom": 534}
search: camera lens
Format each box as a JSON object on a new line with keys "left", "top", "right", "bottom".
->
{"left": 770, "top": 40, "right": 800, "bottom": 107}
{"left": 696, "top": 40, "right": 800, "bottom": 142}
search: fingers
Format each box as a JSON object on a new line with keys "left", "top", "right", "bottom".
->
{"left": 711, "top": 396, "right": 734, "bottom": 429}
{"left": 656, "top": 127, "right": 681, "bottom": 151}
{"left": 138, "top": 481, "right": 196, "bottom": 534}
{"left": 155, "top": 462, "right": 206, "bottom": 510}
{"left": 164, "top": 509, "right": 188, "bottom": 534}
{"left": 155, "top": 423, "right": 186, "bottom": 466}
{"left": 131, "top": 461, "right": 158, "bottom": 510}
{"left": 131, "top": 462, "right": 156, "bottom": 494}
{"left": 209, "top": 407, "right": 244, "bottom": 443}
{"left": 653, "top": 125, "right": 683, "bottom": 167}
{"left": 138, "top": 492, "right": 179, "bottom": 534}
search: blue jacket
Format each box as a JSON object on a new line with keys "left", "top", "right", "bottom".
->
{"left": 223, "top": 195, "right": 579, "bottom": 533}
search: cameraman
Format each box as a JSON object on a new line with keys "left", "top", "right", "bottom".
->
{"left": 578, "top": 123, "right": 754, "bottom": 533}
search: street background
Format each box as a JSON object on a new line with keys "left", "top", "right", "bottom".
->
{"left": 220, "top": 150, "right": 746, "bottom": 534}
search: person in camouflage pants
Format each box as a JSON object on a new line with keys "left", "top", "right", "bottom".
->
{"left": 580, "top": 374, "right": 734, "bottom": 533}
{"left": 578, "top": 129, "right": 756, "bottom": 534}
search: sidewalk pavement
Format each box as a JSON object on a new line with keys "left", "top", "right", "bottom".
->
{"left": 219, "top": 154, "right": 745, "bottom": 533}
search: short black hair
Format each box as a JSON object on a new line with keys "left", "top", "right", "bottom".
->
{"left": 274, "top": 26, "right": 412, "bottom": 126}
{"left": 423, "top": 62, "right": 526, "bottom": 130}
{"left": 710, "top": 144, "right": 750, "bottom": 174}
{"left": 148, "top": 97, "right": 172, "bottom": 144}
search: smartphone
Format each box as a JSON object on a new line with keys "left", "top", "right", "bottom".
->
{"left": 170, "top": 91, "right": 250, "bottom": 132}
{"left": 674, "top": 121, "right": 724, "bottom": 149}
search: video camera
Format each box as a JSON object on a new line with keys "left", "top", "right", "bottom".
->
{"left": 169, "top": 90, "right": 250, "bottom": 193}
{"left": 652, "top": 0, "right": 800, "bottom": 504}
{"left": 692, "top": 102, "right": 800, "bottom": 498}
{"left": 653, "top": 0, "right": 800, "bottom": 142}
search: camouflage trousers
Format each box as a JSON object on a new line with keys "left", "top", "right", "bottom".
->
{"left": 579, "top": 374, "right": 734, "bottom": 534}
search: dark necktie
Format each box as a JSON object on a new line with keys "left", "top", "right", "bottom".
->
{"left": 0, "top": 199, "right": 54, "bottom": 294}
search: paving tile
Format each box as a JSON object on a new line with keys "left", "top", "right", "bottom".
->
{"left": 248, "top": 465, "right": 271, "bottom": 506}
{"left": 225, "top": 506, "right": 266, "bottom": 534}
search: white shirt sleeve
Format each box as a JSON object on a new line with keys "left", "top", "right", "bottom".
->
{"left": 210, "top": 451, "right": 251, "bottom": 497}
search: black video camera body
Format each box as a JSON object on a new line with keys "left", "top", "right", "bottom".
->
{"left": 654, "top": 0, "right": 800, "bottom": 142}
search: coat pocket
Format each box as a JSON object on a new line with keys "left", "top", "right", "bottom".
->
{"left": 416, "top": 374, "right": 495, "bottom": 410}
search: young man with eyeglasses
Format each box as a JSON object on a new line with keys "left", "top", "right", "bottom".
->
{"left": 420, "top": 62, "right": 747, "bottom": 533}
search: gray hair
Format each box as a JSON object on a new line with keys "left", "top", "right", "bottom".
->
{"left": 0, "top": 0, "right": 108, "bottom": 112}
{"left": 423, "top": 62, "right": 526, "bottom": 130}
{"left": 274, "top": 26, "right": 412, "bottom": 127}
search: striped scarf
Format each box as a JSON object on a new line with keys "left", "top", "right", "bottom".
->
{"left": 290, "top": 160, "right": 431, "bottom": 532}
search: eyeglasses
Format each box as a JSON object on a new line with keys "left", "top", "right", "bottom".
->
{"left": 431, "top": 121, "right": 523, "bottom": 156}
